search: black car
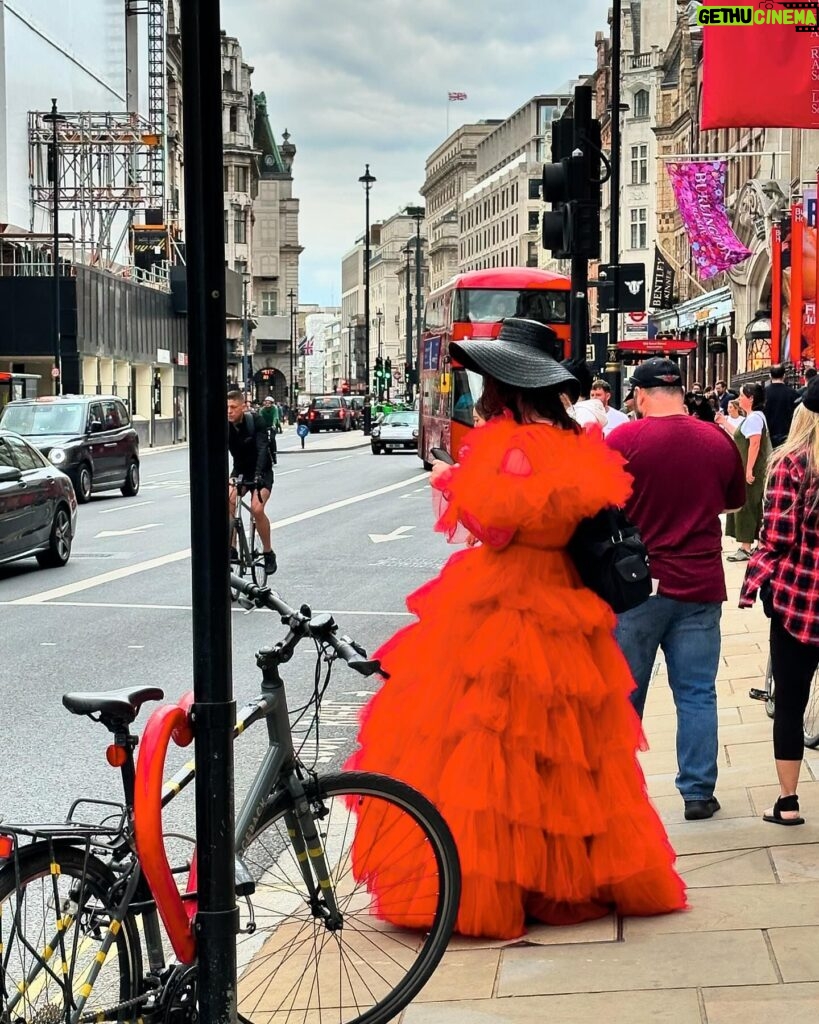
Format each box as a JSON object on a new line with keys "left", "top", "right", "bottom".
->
{"left": 306, "top": 396, "right": 353, "bottom": 433}
{"left": 0, "top": 429, "right": 77, "bottom": 569}
{"left": 345, "top": 397, "right": 364, "bottom": 429}
{"left": 0, "top": 395, "right": 140, "bottom": 503}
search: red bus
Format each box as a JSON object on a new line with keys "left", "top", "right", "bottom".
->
{"left": 418, "top": 267, "right": 570, "bottom": 467}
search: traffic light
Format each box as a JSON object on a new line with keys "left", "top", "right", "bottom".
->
{"left": 385, "top": 357, "right": 392, "bottom": 378}
{"left": 541, "top": 110, "right": 602, "bottom": 260}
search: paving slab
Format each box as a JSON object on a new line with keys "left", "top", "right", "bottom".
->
{"left": 703, "top": 983, "right": 819, "bottom": 1024}
{"left": 496, "top": 930, "right": 777, "bottom": 996}
{"left": 401, "top": 988, "right": 703, "bottom": 1024}
{"left": 747, "top": 780, "right": 819, "bottom": 817}
{"left": 767, "top": 928, "right": 819, "bottom": 983}
{"left": 623, "top": 881, "right": 819, "bottom": 935}
{"left": 665, "top": 816, "right": 819, "bottom": 856}
{"left": 412, "top": 948, "right": 500, "bottom": 1003}
{"left": 676, "top": 848, "right": 776, "bottom": 888}
{"left": 645, "top": 761, "right": 812, "bottom": 800}
{"left": 650, "top": 787, "right": 753, "bottom": 824}
{"left": 439, "top": 914, "right": 617, "bottom": 952}
{"left": 769, "top": 843, "right": 819, "bottom": 883}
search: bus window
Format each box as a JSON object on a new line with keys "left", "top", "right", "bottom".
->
{"left": 452, "top": 288, "right": 569, "bottom": 325}
{"left": 452, "top": 369, "right": 483, "bottom": 427}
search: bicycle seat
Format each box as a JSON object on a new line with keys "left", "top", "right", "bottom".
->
{"left": 62, "top": 686, "right": 165, "bottom": 725}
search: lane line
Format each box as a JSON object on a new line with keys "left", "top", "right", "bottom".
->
{"left": 149, "top": 470, "right": 182, "bottom": 479}
{"left": 0, "top": 600, "right": 413, "bottom": 616}
{"left": 10, "top": 472, "right": 429, "bottom": 605}
{"left": 307, "top": 460, "right": 332, "bottom": 468}
{"left": 334, "top": 456, "right": 354, "bottom": 462}
{"left": 97, "top": 501, "right": 154, "bottom": 515}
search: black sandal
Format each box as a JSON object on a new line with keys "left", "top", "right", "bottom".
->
{"left": 762, "top": 795, "right": 805, "bottom": 826}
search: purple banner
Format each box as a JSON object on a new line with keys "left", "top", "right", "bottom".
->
{"left": 666, "top": 161, "right": 751, "bottom": 280}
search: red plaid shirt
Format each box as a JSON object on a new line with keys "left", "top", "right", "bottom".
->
{"left": 739, "top": 452, "right": 819, "bottom": 645}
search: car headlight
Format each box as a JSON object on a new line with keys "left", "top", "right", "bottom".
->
{"left": 49, "top": 447, "right": 67, "bottom": 466}
{"left": 412, "top": 429, "right": 419, "bottom": 438}
{"left": 371, "top": 427, "right": 380, "bottom": 437}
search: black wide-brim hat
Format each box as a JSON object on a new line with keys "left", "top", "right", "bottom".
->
{"left": 450, "top": 318, "right": 580, "bottom": 400}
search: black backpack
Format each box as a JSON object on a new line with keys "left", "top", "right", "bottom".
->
{"left": 568, "top": 507, "right": 652, "bottom": 613}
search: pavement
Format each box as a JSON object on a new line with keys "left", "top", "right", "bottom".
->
{"left": 395, "top": 550, "right": 819, "bottom": 1024}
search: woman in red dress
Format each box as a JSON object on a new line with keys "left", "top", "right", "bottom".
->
{"left": 346, "top": 319, "right": 686, "bottom": 939}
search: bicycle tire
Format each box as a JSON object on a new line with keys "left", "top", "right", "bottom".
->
{"left": 803, "top": 666, "right": 819, "bottom": 748}
{"left": 0, "top": 842, "right": 142, "bottom": 1024}
{"left": 249, "top": 520, "right": 268, "bottom": 588}
{"left": 235, "top": 771, "right": 461, "bottom": 1024}
{"left": 764, "top": 656, "right": 775, "bottom": 720}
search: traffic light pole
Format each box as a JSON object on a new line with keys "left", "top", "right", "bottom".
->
{"left": 570, "top": 87, "right": 593, "bottom": 366}
{"left": 605, "top": 0, "right": 624, "bottom": 407}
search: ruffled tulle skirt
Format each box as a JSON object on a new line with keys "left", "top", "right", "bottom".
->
{"left": 345, "top": 542, "right": 686, "bottom": 939}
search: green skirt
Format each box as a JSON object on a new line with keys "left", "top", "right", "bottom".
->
{"left": 725, "top": 425, "right": 771, "bottom": 544}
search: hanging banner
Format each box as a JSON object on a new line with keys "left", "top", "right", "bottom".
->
{"left": 650, "top": 246, "right": 676, "bottom": 309}
{"left": 666, "top": 161, "right": 752, "bottom": 279}
{"left": 778, "top": 191, "right": 817, "bottom": 366}
{"left": 700, "top": 0, "right": 819, "bottom": 129}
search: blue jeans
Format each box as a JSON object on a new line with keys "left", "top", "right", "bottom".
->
{"left": 615, "top": 596, "right": 722, "bottom": 802}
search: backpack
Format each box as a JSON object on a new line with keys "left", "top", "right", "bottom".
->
{"left": 567, "top": 506, "right": 652, "bottom": 613}
{"left": 245, "top": 411, "right": 277, "bottom": 465}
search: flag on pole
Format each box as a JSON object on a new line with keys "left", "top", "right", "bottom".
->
{"left": 297, "top": 336, "right": 313, "bottom": 356}
{"left": 448, "top": 92, "right": 467, "bottom": 101}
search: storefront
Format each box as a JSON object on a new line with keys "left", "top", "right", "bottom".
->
{"left": 650, "top": 286, "right": 736, "bottom": 388}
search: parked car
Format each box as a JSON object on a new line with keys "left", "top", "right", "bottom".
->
{"left": 345, "top": 396, "right": 364, "bottom": 429}
{"left": 0, "top": 429, "right": 77, "bottom": 569}
{"left": 0, "top": 395, "right": 140, "bottom": 503}
{"left": 307, "top": 396, "right": 353, "bottom": 433}
{"left": 371, "top": 411, "right": 419, "bottom": 454}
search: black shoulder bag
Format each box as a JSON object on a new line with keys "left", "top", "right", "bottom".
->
{"left": 568, "top": 506, "right": 652, "bottom": 613}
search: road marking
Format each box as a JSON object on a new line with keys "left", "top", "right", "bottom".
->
{"left": 128, "top": 645, "right": 145, "bottom": 649}
{"left": 334, "top": 455, "right": 353, "bottom": 462}
{"left": 95, "top": 523, "right": 163, "bottom": 539}
{"left": 369, "top": 525, "right": 414, "bottom": 544}
{"left": 275, "top": 469, "right": 301, "bottom": 476}
{"left": 97, "top": 501, "right": 154, "bottom": 515}
{"left": 40, "top": 642, "right": 57, "bottom": 646}
{"left": 307, "top": 460, "right": 332, "bottom": 468}
{"left": 149, "top": 470, "right": 181, "bottom": 479}
{"left": 11, "top": 473, "right": 428, "bottom": 605}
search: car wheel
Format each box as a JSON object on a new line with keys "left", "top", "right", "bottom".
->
{"left": 76, "top": 462, "right": 92, "bottom": 503}
{"left": 371, "top": 445, "right": 381, "bottom": 455}
{"left": 36, "top": 505, "right": 72, "bottom": 569}
{"left": 121, "top": 459, "right": 140, "bottom": 497}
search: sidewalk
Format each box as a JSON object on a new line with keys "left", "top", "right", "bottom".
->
{"left": 399, "top": 549, "right": 819, "bottom": 1023}
{"left": 275, "top": 425, "right": 370, "bottom": 454}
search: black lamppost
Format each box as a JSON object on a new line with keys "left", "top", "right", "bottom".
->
{"left": 403, "top": 244, "right": 413, "bottom": 400}
{"left": 287, "top": 287, "right": 296, "bottom": 416}
{"left": 605, "top": 0, "right": 626, "bottom": 406}
{"left": 405, "top": 206, "right": 425, "bottom": 399}
{"left": 358, "top": 164, "right": 376, "bottom": 390}
{"left": 43, "top": 98, "right": 66, "bottom": 395}
{"left": 347, "top": 316, "right": 356, "bottom": 388}
{"left": 376, "top": 309, "right": 384, "bottom": 401}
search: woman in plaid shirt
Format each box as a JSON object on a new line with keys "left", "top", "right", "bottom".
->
{"left": 740, "top": 377, "right": 819, "bottom": 825}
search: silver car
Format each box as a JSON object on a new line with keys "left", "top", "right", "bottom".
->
{"left": 371, "top": 411, "right": 419, "bottom": 455}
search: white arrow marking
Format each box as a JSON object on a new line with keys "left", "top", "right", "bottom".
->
{"left": 368, "top": 525, "right": 414, "bottom": 544}
{"left": 95, "top": 523, "right": 163, "bottom": 539}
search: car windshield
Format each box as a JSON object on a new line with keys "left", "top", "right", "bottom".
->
{"left": 384, "top": 412, "right": 418, "bottom": 427}
{"left": 453, "top": 288, "right": 569, "bottom": 324}
{"left": 313, "top": 398, "right": 341, "bottom": 409}
{"left": 0, "top": 402, "right": 86, "bottom": 436}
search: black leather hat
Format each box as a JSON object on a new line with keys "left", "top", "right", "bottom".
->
{"left": 450, "top": 318, "right": 580, "bottom": 398}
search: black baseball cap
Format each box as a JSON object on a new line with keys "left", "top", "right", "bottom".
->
{"left": 626, "top": 358, "right": 684, "bottom": 399}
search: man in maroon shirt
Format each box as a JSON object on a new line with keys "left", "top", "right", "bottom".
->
{"left": 608, "top": 358, "right": 746, "bottom": 820}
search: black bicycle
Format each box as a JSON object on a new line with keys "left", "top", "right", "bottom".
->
{"left": 750, "top": 656, "right": 819, "bottom": 747}
{"left": 0, "top": 577, "right": 461, "bottom": 1024}
{"left": 230, "top": 475, "right": 268, "bottom": 594}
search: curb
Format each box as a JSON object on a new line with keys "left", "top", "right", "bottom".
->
{"left": 277, "top": 441, "right": 370, "bottom": 454}
{"left": 141, "top": 443, "right": 189, "bottom": 456}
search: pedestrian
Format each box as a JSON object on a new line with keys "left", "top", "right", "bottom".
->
{"left": 347, "top": 320, "right": 686, "bottom": 939}
{"left": 714, "top": 379, "right": 736, "bottom": 414}
{"left": 797, "top": 365, "right": 817, "bottom": 402}
{"left": 725, "top": 397, "right": 744, "bottom": 428}
{"left": 590, "top": 378, "right": 630, "bottom": 435}
{"left": 739, "top": 376, "right": 819, "bottom": 825}
{"left": 686, "top": 386, "right": 716, "bottom": 422}
{"left": 259, "top": 395, "right": 279, "bottom": 465}
{"left": 607, "top": 358, "right": 746, "bottom": 821}
{"left": 276, "top": 402, "right": 285, "bottom": 433}
{"left": 717, "top": 383, "right": 772, "bottom": 562}
{"left": 362, "top": 395, "right": 373, "bottom": 436}
{"left": 765, "top": 363, "right": 800, "bottom": 447}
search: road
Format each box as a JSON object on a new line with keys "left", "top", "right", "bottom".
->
{"left": 0, "top": 431, "right": 452, "bottom": 836}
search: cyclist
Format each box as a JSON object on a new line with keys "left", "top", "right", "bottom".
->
{"left": 227, "top": 390, "right": 277, "bottom": 574}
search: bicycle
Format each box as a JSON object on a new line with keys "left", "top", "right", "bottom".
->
{"left": 0, "top": 576, "right": 461, "bottom": 1024}
{"left": 750, "top": 656, "right": 819, "bottom": 748}
{"left": 230, "top": 475, "right": 269, "bottom": 595}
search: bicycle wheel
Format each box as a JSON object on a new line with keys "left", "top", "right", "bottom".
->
{"left": 235, "top": 771, "right": 461, "bottom": 1024}
{"left": 803, "top": 666, "right": 819, "bottom": 748}
{"left": 0, "top": 843, "right": 142, "bottom": 1024}
{"left": 765, "top": 656, "right": 775, "bottom": 720}
{"left": 249, "top": 520, "right": 268, "bottom": 588}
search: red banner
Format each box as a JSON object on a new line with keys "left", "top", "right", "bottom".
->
{"left": 701, "top": 1, "right": 819, "bottom": 129}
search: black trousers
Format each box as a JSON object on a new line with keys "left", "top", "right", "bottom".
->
{"left": 770, "top": 613, "right": 819, "bottom": 760}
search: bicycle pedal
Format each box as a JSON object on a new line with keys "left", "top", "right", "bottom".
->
{"left": 748, "top": 688, "right": 769, "bottom": 702}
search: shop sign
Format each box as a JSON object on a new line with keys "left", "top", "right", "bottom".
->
{"left": 157, "top": 348, "right": 172, "bottom": 364}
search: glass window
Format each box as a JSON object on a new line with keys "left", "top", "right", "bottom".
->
{"left": 6, "top": 435, "right": 41, "bottom": 471}
{"left": 528, "top": 178, "right": 541, "bottom": 200}
{"left": 528, "top": 210, "right": 539, "bottom": 231}
{"left": 89, "top": 403, "right": 104, "bottom": 429}
{"left": 312, "top": 397, "right": 341, "bottom": 410}
{"left": 229, "top": 106, "right": 239, "bottom": 132}
{"left": 224, "top": 209, "right": 229, "bottom": 240}
{"left": 630, "top": 144, "right": 648, "bottom": 184}
{"left": 453, "top": 288, "right": 569, "bottom": 325}
{"left": 234, "top": 208, "right": 247, "bottom": 244}
{"left": 101, "top": 400, "right": 122, "bottom": 430}
{"left": 633, "top": 89, "right": 649, "bottom": 118}
{"left": 261, "top": 290, "right": 277, "bottom": 316}
{"left": 0, "top": 437, "right": 15, "bottom": 468}
{"left": 452, "top": 369, "right": 483, "bottom": 427}
{"left": 0, "top": 401, "right": 87, "bottom": 436}
{"left": 235, "top": 166, "right": 248, "bottom": 193}
{"left": 223, "top": 166, "right": 229, "bottom": 192}
{"left": 116, "top": 400, "right": 130, "bottom": 426}
{"left": 630, "top": 208, "right": 648, "bottom": 249}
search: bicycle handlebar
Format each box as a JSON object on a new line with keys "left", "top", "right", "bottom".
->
{"left": 230, "top": 574, "right": 386, "bottom": 678}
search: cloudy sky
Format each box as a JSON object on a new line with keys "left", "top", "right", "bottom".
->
{"left": 222, "top": 0, "right": 612, "bottom": 306}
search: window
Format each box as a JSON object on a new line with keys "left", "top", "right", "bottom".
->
{"left": 234, "top": 208, "right": 247, "bottom": 244}
{"left": 5, "top": 435, "right": 40, "bottom": 471}
{"left": 229, "top": 105, "right": 239, "bottom": 133}
{"left": 630, "top": 208, "right": 647, "bottom": 249}
{"left": 0, "top": 437, "right": 15, "bottom": 468}
{"left": 528, "top": 210, "right": 539, "bottom": 231}
{"left": 527, "top": 241, "right": 538, "bottom": 267}
{"left": 633, "top": 89, "right": 649, "bottom": 118}
{"left": 102, "top": 400, "right": 122, "bottom": 431}
{"left": 630, "top": 144, "right": 648, "bottom": 184}
{"left": 116, "top": 400, "right": 130, "bottom": 426}
{"left": 223, "top": 166, "right": 229, "bottom": 192}
{"left": 234, "top": 260, "right": 247, "bottom": 275}
{"left": 261, "top": 290, "right": 277, "bottom": 315}
{"left": 235, "top": 166, "right": 248, "bottom": 193}
{"left": 224, "top": 209, "right": 229, "bottom": 240}
{"left": 89, "top": 403, "right": 104, "bottom": 430}
{"left": 528, "top": 178, "right": 541, "bottom": 200}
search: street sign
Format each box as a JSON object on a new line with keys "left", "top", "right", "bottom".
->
{"left": 624, "top": 311, "right": 649, "bottom": 340}
{"left": 51, "top": 367, "right": 60, "bottom": 379}
{"left": 596, "top": 263, "right": 646, "bottom": 313}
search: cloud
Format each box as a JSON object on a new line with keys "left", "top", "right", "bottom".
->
{"left": 223, "top": 0, "right": 610, "bottom": 305}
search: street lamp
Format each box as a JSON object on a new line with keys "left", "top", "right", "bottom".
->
{"left": 241, "top": 272, "right": 251, "bottom": 401}
{"left": 358, "top": 164, "right": 376, "bottom": 391}
{"left": 404, "top": 206, "right": 425, "bottom": 400}
{"left": 402, "top": 243, "right": 414, "bottom": 401}
{"left": 288, "top": 287, "right": 296, "bottom": 413}
{"left": 43, "top": 98, "right": 66, "bottom": 395}
{"left": 347, "top": 316, "right": 356, "bottom": 388}
{"left": 745, "top": 309, "right": 773, "bottom": 372}
{"left": 605, "top": 0, "right": 627, "bottom": 406}
{"left": 375, "top": 309, "right": 384, "bottom": 401}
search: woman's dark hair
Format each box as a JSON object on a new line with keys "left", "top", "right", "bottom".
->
{"left": 561, "top": 358, "right": 594, "bottom": 400}
{"left": 480, "top": 375, "right": 579, "bottom": 432}
{"left": 741, "top": 382, "right": 765, "bottom": 411}
{"left": 474, "top": 395, "right": 492, "bottom": 421}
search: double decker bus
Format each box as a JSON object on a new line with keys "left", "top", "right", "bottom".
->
{"left": 418, "top": 267, "right": 570, "bottom": 467}
{"left": 0, "top": 372, "right": 40, "bottom": 414}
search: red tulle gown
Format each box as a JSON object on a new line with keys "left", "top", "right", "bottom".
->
{"left": 345, "top": 417, "right": 686, "bottom": 939}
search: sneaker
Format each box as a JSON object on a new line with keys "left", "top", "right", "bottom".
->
{"left": 264, "top": 550, "right": 278, "bottom": 575}
{"left": 684, "top": 797, "right": 721, "bottom": 821}
{"left": 727, "top": 548, "right": 751, "bottom": 562}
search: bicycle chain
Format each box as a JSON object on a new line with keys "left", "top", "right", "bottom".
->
{"left": 77, "top": 992, "right": 152, "bottom": 1023}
